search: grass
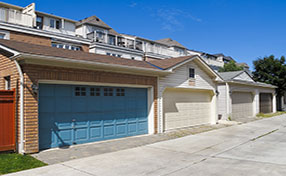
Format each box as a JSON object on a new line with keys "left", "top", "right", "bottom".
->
{"left": 0, "top": 153, "right": 47, "bottom": 175}
{"left": 256, "top": 111, "right": 286, "bottom": 118}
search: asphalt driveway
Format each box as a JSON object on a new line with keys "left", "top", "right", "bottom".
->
{"left": 7, "top": 115, "right": 286, "bottom": 176}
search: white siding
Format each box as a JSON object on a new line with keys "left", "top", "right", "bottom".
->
{"left": 217, "top": 84, "right": 227, "bottom": 120}
{"left": 42, "top": 16, "right": 75, "bottom": 36}
{"left": 234, "top": 72, "right": 254, "bottom": 82}
{"left": 218, "top": 82, "right": 276, "bottom": 120}
{"left": 159, "top": 61, "right": 216, "bottom": 93}
{"left": 158, "top": 60, "right": 217, "bottom": 132}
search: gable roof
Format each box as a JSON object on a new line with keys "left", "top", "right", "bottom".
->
{"left": 76, "top": 15, "right": 119, "bottom": 36}
{"left": 155, "top": 38, "right": 185, "bottom": 48}
{"left": 219, "top": 70, "right": 276, "bottom": 88}
{"left": 219, "top": 71, "right": 245, "bottom": 81}
{"left": 147, "top": 56, "right": 194, "bottom": 70}
{"left": 0, "top": 39, "right": 160, "bottom": 71}
{"left": 147, "top": 55, "right": 223, "bottom": 81}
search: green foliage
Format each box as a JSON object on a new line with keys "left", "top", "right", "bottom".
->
{"left": 256, "top": 111, "right": 286, "bottom": 118}
{"left": 0, "top": 153, "right": 47, "bottom": 174}
{"left": 252, "top": 55, "right": 286, "bottom": 96}
{"left": 218, "top": 60, "right": 244, "bottom": 72}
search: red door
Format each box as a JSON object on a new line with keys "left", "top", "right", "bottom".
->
{"left": 0, "top": 89, "right": 16, "bottom": 152}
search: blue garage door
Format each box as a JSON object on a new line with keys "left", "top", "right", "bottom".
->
{"left": 39, "top": 84, "right": 148, "bottom": 150}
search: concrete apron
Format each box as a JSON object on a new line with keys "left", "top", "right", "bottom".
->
{"left": 6, "top": 115, "right": 286, "bottom": 176}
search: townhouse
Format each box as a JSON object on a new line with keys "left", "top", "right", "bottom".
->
{"left": 0, "top": 2, "right": 276, "bottom": 154}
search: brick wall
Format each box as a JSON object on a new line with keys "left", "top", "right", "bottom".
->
{"left": 22, "top": 64, "right": 158, "bottom": 153}
{"left": 0, "top": 54, "right": 20, "bottom": 151}
{"left": 10, "top": 31, "right": 51, "bottom": 46}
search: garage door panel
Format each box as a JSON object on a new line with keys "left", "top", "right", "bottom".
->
{"left": 260, "top": 93, "right": 272, "bottom": 113}
{"left": 231, "top": 92, "right": 253, "bottom": 119}
{"left": 163, "top": 89, "right": 212, "bottom": 131}
{"left": 39, "top": 84, "right": 148, "bottom": 149}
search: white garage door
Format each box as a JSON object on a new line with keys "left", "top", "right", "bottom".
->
{"left": 163, "top": 89, "right": 212, "bottom": 131}
{"left": 231, "top": 92, "right": 253, "bottom": 119}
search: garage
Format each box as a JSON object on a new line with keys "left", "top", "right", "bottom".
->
{"left": 260, "top": 93, "right": 273, "bottom": 113}
{"left": 231, "top": 92, "right": 253, "bottom": 119}
{"left": 163, "top": 89, "right": 212, "bottom": 131}
{"left": 39, "top": 84, "right": 148, "bottom": 150}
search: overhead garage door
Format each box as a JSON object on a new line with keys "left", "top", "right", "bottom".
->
{"left": 260, "top": 93, "right": 272, "bottom": 113}
{"left": 231, "top": 92, "right": 253, "bottom": 119}
{"left": 163, "top": 89, "right": 212, "bottom": 131}
{"left": 39, "top": 84, "right": 148, "bottom": 150}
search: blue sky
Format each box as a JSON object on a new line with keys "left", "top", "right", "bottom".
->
{"left": 4, "top": 0, "right": 286, "bottom": 70}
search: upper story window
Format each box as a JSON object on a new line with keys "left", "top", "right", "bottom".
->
{"left": 0, "top": 34, "right": 4, "bottom": 39}
{"left": 189, "top": 68, "right": 195, "bottom": 79}
{"left": 50, "top": 18, "right": 61, "bottom": 29}
{"left": 4, "top": 76, "right": 11, "bottom": 90}
{"left": 108, "top": 35, "right": 115, "bottom": 45}
{"left": 51, "top": 42, "right": 81, "bottom": 51}
{"left": 36, "top": 16, "right": 43, "bottom": 29}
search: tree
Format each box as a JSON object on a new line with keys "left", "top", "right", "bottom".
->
{"left": 218, "top": 60, "right": 244, "bottom": 72}
{"left": 252, "top": 55, "right": 286, "bottom": 110}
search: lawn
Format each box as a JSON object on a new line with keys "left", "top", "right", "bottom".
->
{"left": 257, "top": 111, "right": 286, "bottom": 118}
{"left": 0, "top": 153, "right": 47, "bottom": 175}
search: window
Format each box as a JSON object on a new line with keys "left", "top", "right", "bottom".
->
{"left": 112, "top": 54, "right": 116, "bottom": 57}
{"left": 116, "top": 88, "right": 125, "bottom": 96}
{"left": 104, "top": 88, "right": 113, "bottom": 96}
{"left": 117, "top": 55, "right": 121, "bottom": 58}
{"left": 55, "top": 20, "right": 61, "bottom": 29}
{"left": 189, "top": 68, "right": 195, "bottom": 79}
{"left": 75, "top": 87, "right": 86, "bottom": 96}
{"left": 51, "top": 42, "right": 81, "bottom": 51}
{"left": 50, "top": 19, "right": 55, "bottom": 28}
{"left": 106, "top": 53, "right": 111, "bottom": 56}
{"left": 90, "top": 88, "right": 100, "bottom": 96}
{"left": 108, "top": 35, "right": 115, "bottom": 45}
{"left": 131, "top": 57, "right": 135, "bottom": 60}
{"left": 36, "top": 16, "right": 43, "bottom": 29}
{"left": 4, "top": 76, "right": 11, "bottom": 90}
{"left": 0, "top": 34, "right": 4, "bottom": 39}
{"left": 50, "top": 19, "right": 61, "bottom": 29}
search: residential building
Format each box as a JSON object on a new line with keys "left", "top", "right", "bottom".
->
{"left": 217, "top": 71, "right": 276, "bottom": 121}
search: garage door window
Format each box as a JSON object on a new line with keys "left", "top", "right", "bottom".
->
{"left": 75, "top": 87, "right": 86, "bottom": 96}
{"left": 116, "top": 88, "right": 125, "bottom": 96}
{"left": 90, "top": 88, "right": 100, "bottom": 96}
{"left": 104, "top": 88, "right": 113, "bottom": 96}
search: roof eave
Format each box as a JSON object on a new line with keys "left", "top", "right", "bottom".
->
{"left": 17, "top": 53, "right": 172, "bottom": 75}
{"left": 226, "top": 80, "right": 277, "bottom": 88}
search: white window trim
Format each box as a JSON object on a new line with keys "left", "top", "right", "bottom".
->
{"left": 188, "top": 67, "right": 196, "bottom": 80}
{"left": 0, "top": 30, "right": 10, "bottom": 39}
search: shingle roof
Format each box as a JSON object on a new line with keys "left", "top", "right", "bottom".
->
{"left": 219, "top": 71, "right": 244, "bottom": 81}
{"left": 148, "top": 56, "right": 196, "bottom": 70}
{"left": 155, "top": 38, "right": 185, "bottom": 48}
{"left": 0, "top": 39, "right": 157, "bottom": 70}
{"left": 219, "top": 70, "right": 276, "bottom": 88}
{"left": 76, "top": 15, "right": 119, "bottom": 36}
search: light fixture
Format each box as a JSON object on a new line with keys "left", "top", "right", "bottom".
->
{"left": 31, "top": 84, "right": 39, "bottom": 94}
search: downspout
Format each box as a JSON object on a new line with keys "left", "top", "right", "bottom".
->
{"left": 13, "top": 59, "right": 25, "bottom": 154}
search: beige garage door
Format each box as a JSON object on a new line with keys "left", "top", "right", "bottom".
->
{"left": 231, "top": 92, "right": 253, "bottom": 119}
{"left": 259, "top": 93, "right": 273, "bottom": 113}
{"left": 163, "top": 89, "right": 212, "bottom": 131}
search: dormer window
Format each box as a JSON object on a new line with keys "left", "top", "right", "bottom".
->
{"left": 189, "top": 68, "right": 195, "bottom": 79}
{"left": 50, "top": 18, "right": 61, "bottom": 29}
{"left": 36, "top": 16, "right": 43, "bottom": 29}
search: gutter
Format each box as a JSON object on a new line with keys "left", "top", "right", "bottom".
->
{"left": 13, "top": 59, "right": 25, "bottom": 154}
{"left": 227, "top": 80, "right": 277, "bottom": 88}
